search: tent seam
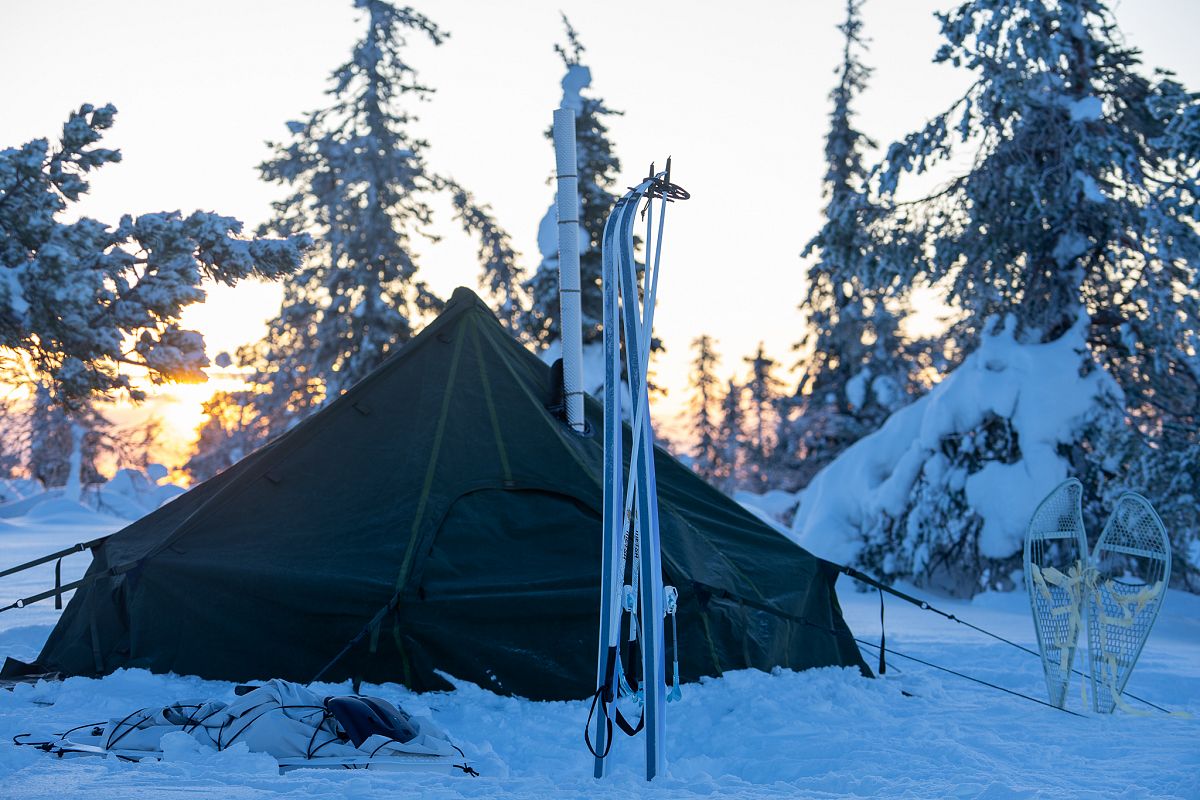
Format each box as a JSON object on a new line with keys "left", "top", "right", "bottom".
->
{"left": 470, "top": 323, "right": 512, "bottom": 482}
{"left": 393, "top": 322, "right": 468, "bottom": 593}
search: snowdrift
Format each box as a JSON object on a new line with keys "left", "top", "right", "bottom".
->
{"left": 0, "top": 467, "right": 184, "bottom": 526}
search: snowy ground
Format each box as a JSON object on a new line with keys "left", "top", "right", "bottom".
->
{"left": 1, "top": 519, "right": 1197, "bottom": 799}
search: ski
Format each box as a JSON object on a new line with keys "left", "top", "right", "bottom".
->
{"left": 592, "top": 164, "right": 686, "bottom": 781}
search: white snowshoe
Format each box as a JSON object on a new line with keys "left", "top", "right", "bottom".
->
{"left": 1024, "top": 478, "right": 1090, "bottom": 709}
{"left": 1087, "top": 492, "right": 1171, "bottom": 714}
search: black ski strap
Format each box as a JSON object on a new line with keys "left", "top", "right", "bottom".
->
{"left": 583, "top": 688, "right": 614, "bottom": 760}
{"left": 613, "top": 705, "right": 644, "bottom": 737}
{"left": 584, "top": 644, "right": 647, "bottom": 760}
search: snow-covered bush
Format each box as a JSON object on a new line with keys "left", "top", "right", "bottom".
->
{"left": 791, "top": 317, "right": 1123, "bottom": 595}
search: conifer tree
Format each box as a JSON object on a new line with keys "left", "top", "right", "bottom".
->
{"left": 793, "top": 0, "right": 911, "bottom": 488}
{"left": 878, "top": 0, "right": 1199, "bottom": 400}
{"left": 0, "top": 397, "right": 22, "bottom": 480}
{"left": 0, "top": 104, "right": 308, "bottom": 403}
{"left": 523, "top": 17, "right": 625, "bottom": 350}
{"left": 686, "top": 335, "right": 722, "bottom": 480}
{"left": 24, "top": 383, "right": 160, "bottom": 493}
{"left": 247, "top": 0, "right": 520, "bottom": 438}
{"left": 713, "top": 379, "right": 745, "bottom": 492}
{"left": 448, "top": 184, "right": 525, "bottom": 333}
{"left": 742, "top": 343, "right": 787, "bottom": 492}
{"left": 845, "top": 0, "right": 1200, "bottom": 588}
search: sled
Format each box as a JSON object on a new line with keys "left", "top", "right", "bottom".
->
{"left": 28, "top": 736, "right": 467, "bottom": 774}
{"left": 14, "top": 679, "right": 476, "bottom": 776}
{"left": 1087, "top": 492, "right": 1171, "bottom": 714}
{"left": 1024, "top": 478, "right": 1089, "bottom": 709}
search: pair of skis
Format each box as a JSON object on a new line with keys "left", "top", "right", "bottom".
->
{"left": 1024, "top": 478, "right": 1171, "bottom": 713}
{"left": 592, "top": 163, "right": 686, "bottom": 781}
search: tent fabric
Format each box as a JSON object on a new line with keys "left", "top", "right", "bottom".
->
{"left": 14, "top": 287, "right": 868, "bottom": 700}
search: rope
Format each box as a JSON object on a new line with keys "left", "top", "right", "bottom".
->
{"left": 854, "top": 638, "right": 1085, "bottom": 718}
{"left": 837, "top": 565, "right": 1171, "bottom": 714}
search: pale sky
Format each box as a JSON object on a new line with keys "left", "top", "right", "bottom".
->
{"left": 2, "top": 0, "right": 1197, "bottom": 468}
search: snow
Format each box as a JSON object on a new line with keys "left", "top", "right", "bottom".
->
{"left": 1067, "top": 95, "right": 1103, "bottom": 122}
{"left": 1053, "top": 230, "right": 1089, "bottom": 267}
{"left": 560, "top": 64, "right": 591, "bottom": 113}
{"left": 536, "top": 206, "right": 558, "bottom": 265}
{"left": 1076, "top": 171, "right": 1107, "bottom": 203}
{"left": 791, "top": 316, "right": 1122, "bottom": 565}
{"left": 0, "top": 468, "right": 185, "bottom": 530}
{"left": 870, "top": 372, "right": 902, "bottom": 410}
{"left": 845, "top": 369, "right": 868, "bottom": 409}
{"left": 1, "top": 520, "right": 1197, "bottom": 798}
{"left": 1, "top": 264, "right": 29, "bottom": 317}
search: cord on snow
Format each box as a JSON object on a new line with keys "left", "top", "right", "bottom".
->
{"left": 839, "top": 565, "right": 1171, "bottom": 714}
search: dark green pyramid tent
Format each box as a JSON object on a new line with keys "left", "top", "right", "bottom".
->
{"left": 14, "top": 288, "right": 867, "bottom": 699}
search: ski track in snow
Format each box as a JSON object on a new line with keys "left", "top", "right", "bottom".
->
{"left": 1, "top": 523, "right": 1197, "bottom": 799}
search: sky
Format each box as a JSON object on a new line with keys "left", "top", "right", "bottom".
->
{"left": 2, "top": 0, "right": 1198, "bottom": 471}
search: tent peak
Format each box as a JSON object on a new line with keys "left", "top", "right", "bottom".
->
{"left": 447, "top": 286, "right": 488, "bottom": 310}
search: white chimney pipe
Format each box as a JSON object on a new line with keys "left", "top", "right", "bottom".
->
{"left": 553, "top": 107, "right": 585, "bottom": 433}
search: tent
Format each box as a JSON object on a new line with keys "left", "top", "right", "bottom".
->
{"left": 9, "top": 288, "right": 868, "bottom": 700}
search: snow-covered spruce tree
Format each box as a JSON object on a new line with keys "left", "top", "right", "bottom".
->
{"left": 686, "top": 334, "right": 723, "bottom": 480}
{"left": 713, "top": 379, "right": 746, "bottom": 492}
{"left": 246, "top": 1, "right": 520, "bottom": 440}
{"left": 447, "top": 183, "right": 525, "bottom": 334}
{"left": 794, "top": 0, "right": 1200, "bottom": 593}
{"left": 522, "top": 17, "right": 628, "bottom": 355}
{"left": 791, "top": 0, "right": 912, "bottom": 492}
{"left": 742, "top": 343, "right": 787, "bottom": 492}
{"left": 0, "top": 104, "right": 309, "bottom": 404}
{"left": 252, "top": 1, "right": 446, "bottom": 413}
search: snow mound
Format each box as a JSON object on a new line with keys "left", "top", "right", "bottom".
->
{"left": 0, "top": 467, "right": 185, "bottom": 527}
{"left": 791, "top": 316, "right": 1121, "bottom": 581}
{"left": 22, "top": 498, "right": 108, "bottom": 526}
